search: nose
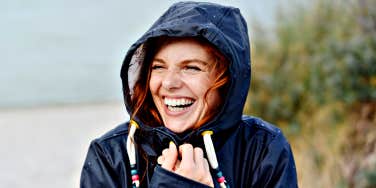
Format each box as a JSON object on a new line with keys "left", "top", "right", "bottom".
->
{"left": 162, "top": 70, "right": 183, "bottom": 90}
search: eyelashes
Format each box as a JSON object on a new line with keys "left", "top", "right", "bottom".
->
{"left": 151, "top": 64, "right": 206, "bottom": 72}
{"left": 151, "top": 65, "right": 164, "bottom": 70}
{"left": 184, "top": 65, "right": 202, "bottom": 72}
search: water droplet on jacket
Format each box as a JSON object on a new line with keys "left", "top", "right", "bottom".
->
{"left": 88, "top": 162, "right": 92, "bottom": 166}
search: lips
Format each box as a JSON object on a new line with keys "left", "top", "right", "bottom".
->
{"left": 164, "top": 97, "right": 195, "bottom": 112}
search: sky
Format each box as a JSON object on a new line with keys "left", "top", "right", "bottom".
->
{"left": 0, "top": 0, "right": 279, "bottom": 108}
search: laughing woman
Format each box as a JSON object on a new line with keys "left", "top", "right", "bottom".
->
{"left": 80, "top": 2, "right": 298, "bottom": 188}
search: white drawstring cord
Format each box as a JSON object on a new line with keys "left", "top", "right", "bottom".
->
{"left": 202, "top": 131, "right": 219, "bottom": 169}
{"left": 202, "top": 131, "right": 229, "bottom": 188}
{"left": 126, "top": 120, "right": 140, "bottom": 188}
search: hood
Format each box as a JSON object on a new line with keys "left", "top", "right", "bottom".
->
{"left": 120, "top": 1, "right": 250, "bottom": 138}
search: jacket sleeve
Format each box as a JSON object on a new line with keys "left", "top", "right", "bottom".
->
{"left": 80, "top": 140, "right": 126, "bottom": 188}
{"left": 252, "top": 133, "right": 298, "bottom": 188}
{"left": 149, "top": 165, "right": 213, "bottom": 188}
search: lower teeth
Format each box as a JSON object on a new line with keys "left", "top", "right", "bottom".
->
{"left": 168, "top": 106, "right": 186, "bottom": 112}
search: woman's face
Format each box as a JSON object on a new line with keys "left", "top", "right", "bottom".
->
{"left": 149, "top": 38, "right": 220, "bottom": 133}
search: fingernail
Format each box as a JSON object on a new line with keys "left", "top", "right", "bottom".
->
{"left": 169, "top": 141, "right": 175, "bottom": 148}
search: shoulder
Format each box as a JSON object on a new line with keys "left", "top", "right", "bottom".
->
{"left": 89, "top": 122, "right": 130, "bottom": 155}
{"left": 96, "top": 122, "right": 129, "bottom": 142}
{"left": 238, "top": 116, "right": 298, "bottom": 187}
{"left": 239, "top": 115, "right": 289, "bottom": 147}
{"left": 81, "top": 122, "right": 131, "bottom": 187}
{"left": 241, "top": 115, "right": 284, "bottom": 137}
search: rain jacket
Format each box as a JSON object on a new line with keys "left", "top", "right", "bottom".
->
{"left": 80, "top": 1, "right": 298, "bottom": 188}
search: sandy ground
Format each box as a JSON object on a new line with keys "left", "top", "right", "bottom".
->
{"left": 0, "top": 102, "right": 128, "bottom": 188}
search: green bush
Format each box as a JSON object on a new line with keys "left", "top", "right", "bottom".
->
{"left": 246, "top": 0, "right": 376, "bottom": 187}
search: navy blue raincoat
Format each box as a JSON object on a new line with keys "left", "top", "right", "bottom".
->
{"left": 80, "top": 2, "right": 298, "bottom": 188}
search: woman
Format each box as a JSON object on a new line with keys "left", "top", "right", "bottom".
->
{"left": 81, "top": 2, "right": 298, "bottom": 188}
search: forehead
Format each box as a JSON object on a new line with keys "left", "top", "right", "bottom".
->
{"left": 153, "top": 38, "right": 214, "bottom": 62}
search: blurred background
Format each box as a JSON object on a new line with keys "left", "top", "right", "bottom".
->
{"left": 1, "top": 0, "right": 375, "bottom": 187}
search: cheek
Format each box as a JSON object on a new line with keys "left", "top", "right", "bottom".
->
{"left": 207, "top": 89, "right": 220, "bottom": 108}
{"left": 185, "top": 76, "right": 213, "bottom": 98}
{"left": 149, "top": 75, "right": 160, "bottom": 95}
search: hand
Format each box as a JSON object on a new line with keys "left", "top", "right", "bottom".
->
{"left": 157, "top": 142, "right": 214, "bottom": 187}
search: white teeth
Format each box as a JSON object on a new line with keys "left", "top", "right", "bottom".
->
{"left": 164, "top": 98, "right": 194, "bottom": 107}
{"left": 172, "top": 99, "right": 177, "bottom": 106}
{"left": 176, "top": 99, "right": 181, "bottom": 106}
{"left": 168, "top": 106, "right": 181, "bottom": 112}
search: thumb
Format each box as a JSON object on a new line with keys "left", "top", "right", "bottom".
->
{"left": 161, "top": 141, "right": 178, "bottom": 171}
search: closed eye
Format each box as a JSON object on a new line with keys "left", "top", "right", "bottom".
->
{"left": 185, "top": 65, "right": 202, "bottom": 71}
{"left": 151, "top": 65, "right": 164, "bottom": 70}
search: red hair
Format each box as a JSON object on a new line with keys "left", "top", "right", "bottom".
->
{"left": 130, "top": 36, "right": 229, "bottom": 129}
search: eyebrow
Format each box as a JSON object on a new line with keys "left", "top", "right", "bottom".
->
{"left": 153, "top": 58, "right": 209, "bottom": 66}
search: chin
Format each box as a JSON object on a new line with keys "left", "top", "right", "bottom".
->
{"left": 165, "top": 123, "right": 192, "bottom": 133}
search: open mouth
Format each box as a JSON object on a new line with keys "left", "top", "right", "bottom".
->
{"left": 164, "top": 97, "right": 195, "bottom": 112}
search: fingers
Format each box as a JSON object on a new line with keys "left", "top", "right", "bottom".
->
{"left": 177, "top": 145, "right": 214, "bottom": 187}
{"left": 194, "top": 148, "right": 210, "bottom": 175}
{"left": 157, "top": 155, "right": 165, "bottom": 165}
{"left": 157, "top": 148, "right": 169, "bottom": 165}
{"left": 194, "top": 147, "right": 211, "bottom": 175}
{"left": 179, "top": 144, "right": 194, "bottom": 169}
{"left": 161, "top": 142, "right": 178, "bottom": 171}
{"left": 158, "top": 142, "right": 212, "bottom": 185}
{"left": 174, "top": 159, "right": 181, "bottom": 170}
{"left": 203, "top": 158, "right": 211, "bottom": 182}
{"left": 194, "top": 147, "right": 204, "bottom": 164}
{"left": 203, "top": 158, "right": 210, "bottom": 171}
{"left": 199, "top": 156, "right": 214, "bottom": 187}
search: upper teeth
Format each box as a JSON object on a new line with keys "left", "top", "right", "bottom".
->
{"left": 164, "top": 98, "right": 194, "bottom": 107}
